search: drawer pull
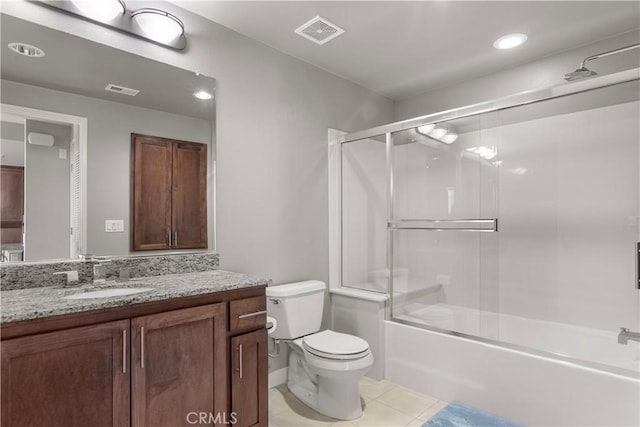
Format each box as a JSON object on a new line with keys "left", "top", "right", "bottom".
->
{"left": 238, "top": 310, "right": 267, "bottom": 319}
{"left": 140, "top": 327, "right": 145, "bottom": 369}
{"left": 238, "top": 344, "right": 243, "bottom": 379}
{"left": 122, "top": 329, "right": 127, "bottom": 374}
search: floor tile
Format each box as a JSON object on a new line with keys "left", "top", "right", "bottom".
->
{"left": 404, "top": 417, "right": 426, "bottom": 427}
{"left": 351, "top": 401, "right": 414, "bottom": 427}
{"left": 375, "top": 387, "right": 438, "bottom": 418}
{"left": 359, "top": 378, "right": 398, "bottom": 400}
{"left": 416, "top": 401, "right": 447, "bottom": 422}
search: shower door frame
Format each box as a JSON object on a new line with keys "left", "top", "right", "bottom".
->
{"left": 333, "top": 68, "right": 640, "bottom": 378}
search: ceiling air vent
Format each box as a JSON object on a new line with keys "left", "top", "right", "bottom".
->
{"left": 105, "top": 84, "right": 139, "bottom": 96}
{"left": 295, "top": 16, "right": 345, "bottom": 45}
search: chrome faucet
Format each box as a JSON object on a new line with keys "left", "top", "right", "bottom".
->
{"left": 92, "top": 260, "right": 111, "bottom": 284}
{"left": 618, "top": 327, "right": 640, "bottom": 345}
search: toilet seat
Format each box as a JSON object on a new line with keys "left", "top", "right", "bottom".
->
{"left": 302, "top": 330, "right": 370, "bottom": 360}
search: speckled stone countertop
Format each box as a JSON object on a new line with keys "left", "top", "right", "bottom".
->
{"left": 1, "top": 270, "right": 270, "bottom": 324}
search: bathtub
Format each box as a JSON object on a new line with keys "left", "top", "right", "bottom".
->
{"left": 385, "top": 316, "right": 640, "bottom": 426}
{"left": 395, "top": 302, "right": 640, "bottom": 372}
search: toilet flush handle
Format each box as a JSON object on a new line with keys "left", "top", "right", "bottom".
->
{"left": 269, "top": 298, "right": 281, "bottom": 304}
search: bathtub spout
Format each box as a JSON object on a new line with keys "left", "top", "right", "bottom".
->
{"left": 618, "top": 327, "right": 640, "bottom": 344}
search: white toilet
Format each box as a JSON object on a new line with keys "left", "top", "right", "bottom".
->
{"left": 266, "top": 280, "right": 373, "bottom": 420}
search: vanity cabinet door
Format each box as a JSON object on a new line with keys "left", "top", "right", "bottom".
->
{"left": 131, "top": 303, "right": 227, "bottom": 427}
{"left": 230, "top": 328, "right": 268, "bottom": 427}
{"left": 1, "top": 319, "right": 130, "bottom": 427}
{"left": 172, "top": 142, "right": 207, "bottom": 249}
{"left": 131, "top": 134, "right": 172, "bottom": 251}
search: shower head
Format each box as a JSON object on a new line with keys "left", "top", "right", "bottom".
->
{"left": 563, "top": 43, "right": 640, "bottom": 82}
{"left": 564, "top": 66, "right": 597, "bottom": 81}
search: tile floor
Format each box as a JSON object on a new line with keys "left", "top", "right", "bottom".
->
{"left": 269, "top": 377, "right": 448, "bottom": 427}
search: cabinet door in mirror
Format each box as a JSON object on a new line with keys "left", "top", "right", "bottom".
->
{"left": 131, "top": 134, "right": 207, "bottom": 251}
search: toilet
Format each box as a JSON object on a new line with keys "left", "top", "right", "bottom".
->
{"left": 266, "top": 280, "right": 373, "bottom": 420}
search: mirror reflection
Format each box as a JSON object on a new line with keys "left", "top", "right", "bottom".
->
{"left": 0, "top": 14, "right": 216, "bottom": 262}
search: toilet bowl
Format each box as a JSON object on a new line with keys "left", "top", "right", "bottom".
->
{"left": 287, "top": 330, "right": 373, "bottom": 420}
{"left": 266, "top": 281, "right": 373, "bottom": 420}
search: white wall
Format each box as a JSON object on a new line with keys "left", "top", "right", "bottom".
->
{"left": 24, "top": 119, "right": 71, "bottom": 261}
{"left": 395, "top": 30, "right": 640, "bottom": 120}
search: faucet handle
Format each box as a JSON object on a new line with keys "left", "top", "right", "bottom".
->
{"left": 53, "top": 270, "right": 79, "bottom": 285}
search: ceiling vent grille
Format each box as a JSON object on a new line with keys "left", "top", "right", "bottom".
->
{"left": 295, "top": 16, "right": 345, "bottom": 45}
{"left": 105, "top": 84, "right": 139, "bottom": 96}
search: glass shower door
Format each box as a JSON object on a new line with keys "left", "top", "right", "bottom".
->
{"left": 390, "top": 113, "right": 500, "bottom": 339}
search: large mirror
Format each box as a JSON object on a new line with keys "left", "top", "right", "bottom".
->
{"left": 0, "top": 13, "right": 216, "bottom": 262}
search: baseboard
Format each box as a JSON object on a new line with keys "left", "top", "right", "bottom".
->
{"left": 268, "top": 367, "right": 288, "bottom": 389}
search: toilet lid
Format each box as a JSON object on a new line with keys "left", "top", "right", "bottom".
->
{"left": 302, "top": 330, "right": 370, "bottom": 360}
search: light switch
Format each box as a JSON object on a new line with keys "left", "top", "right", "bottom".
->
{"left": 105, "top": 220, "right": 124, "bottom": 233}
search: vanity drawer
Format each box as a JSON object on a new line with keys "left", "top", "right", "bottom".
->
{"left": 229, "top": 296, "right": 266, "bottom": 332}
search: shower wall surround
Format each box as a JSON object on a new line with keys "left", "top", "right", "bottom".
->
{"left": 0, "top": 252, "right": 219, "bottom": 290}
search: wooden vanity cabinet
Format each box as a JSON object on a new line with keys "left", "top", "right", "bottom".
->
{"left": 1, "top": 319, "right": 130, "bottom": 427}
{"left": 1, "top": 288, "right": 267, "bottom": 427}
{"left": 229, "top": 296, "right": 269, "bottom": 427}
{"left": 131, "top": 134, "right": 207, "bottom": 251}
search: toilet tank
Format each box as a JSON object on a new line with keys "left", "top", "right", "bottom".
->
{"left": 265, "top": 280, "right": 326, "bottom": 340}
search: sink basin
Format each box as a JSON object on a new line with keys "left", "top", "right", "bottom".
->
{"left": 64, "top": 287, "right": 154, "bottom": 300}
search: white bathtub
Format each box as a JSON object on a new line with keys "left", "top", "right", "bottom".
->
{"left": 385, "top": 319, "right": 640, "bottom": 426}
{"left": 396, "top": 302, "right": 640, "bottom": 372}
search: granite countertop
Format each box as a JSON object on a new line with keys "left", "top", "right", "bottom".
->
{"left": 1, "top": 270, "right": 270, "bottom": 323}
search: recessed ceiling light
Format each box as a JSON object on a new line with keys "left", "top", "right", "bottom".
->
{"left": 494, "top": 33, "right": 528, "bottom": 50}
{"left": 71, "top": 0, "right": 125, "bottom": 21}
{"left": 132, "top": 8, "right": 185, "bottom": 44}
{"left": 8, "top": 42, "right": 45, "bottom": 58}
{"left": 193, "top": 90, "right": 213, "bottom": 100}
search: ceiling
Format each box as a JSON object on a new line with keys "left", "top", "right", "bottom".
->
{"left": 175, "top": 1, "right": 640, "bottom": 100}
{"left": 0, "top": 14, "right": 216, "bottom": 120}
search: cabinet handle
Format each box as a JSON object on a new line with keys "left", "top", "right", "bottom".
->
{"left": 238, "top": 344, "right": 243, "bottom": 379}
{"left": 140, "top": 327, "right": 145, "bottom": 369}
{"left": 167, "top": 231, "right": 171, "bottom": 247}
{"left": 174, "top": 231, "right": 178, "bottom": 246}
{"left": 238, "top": 310, "right": 267, "bottom": 319}
{"left": 122, "top": 329, "right": 127, "bottom": 374}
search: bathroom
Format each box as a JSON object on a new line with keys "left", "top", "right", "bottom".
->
{"left": 0, "top": 1, "right": 638, "bottom": 426}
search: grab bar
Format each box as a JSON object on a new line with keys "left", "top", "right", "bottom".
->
{"left": 388, "top": 218, "right": 497, "bottom": 232}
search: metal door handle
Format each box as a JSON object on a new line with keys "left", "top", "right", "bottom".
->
{"left": 238, "top": 310, "right": 267, "bottom": 319}
{"left": 238, "top": 344, "right": 243, "bottom": 379}
{"left": 167, "top": 231, "right": 171, "bottom": 246}
{"left": 140, "top": 327, "right": 145, "bottom": 369}
{"left": 174, "top": 231, "right": 178, "bottom": 246}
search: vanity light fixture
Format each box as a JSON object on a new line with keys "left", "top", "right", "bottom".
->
{"left": 193, "top": 90, "right": 213, "bottom": 100}
{"left": 416, "top": 124, "right": 459, "bottom": 145}
{"left": 440, "top": 132, "right": 458, "bottom": 144}
{"left": 131, "top": 8, "right": 185, "bottom": 44}
{"left": 416, "top": 124, "right": 436, "bottom": 136}
{"left": 428, "top": 126, "right": 449, "bottom": 140}
{"left": 71, "top": 0, "right": 125, "bottom": 22}
{"left": 35, "top": 1, "right": 186, "bottom": 50}
{"left": 8, "top": 42, "right": 45, "bottom": 58}
{"left": 494, "top": 33, "right": 528, "bottom": 50}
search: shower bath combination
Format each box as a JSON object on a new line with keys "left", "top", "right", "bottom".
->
{"left": 333, "top": 44, "right": 640, "bottom": 425}
{"left": 564, "top": 43, "right": 640, "bottom": 80}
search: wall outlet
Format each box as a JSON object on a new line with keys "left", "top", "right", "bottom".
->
{"left": 105, "top": 220, "right": 124, "bottom": 233}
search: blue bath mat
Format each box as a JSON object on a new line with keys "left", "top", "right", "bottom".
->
{"left": 422, "top": 402, "right": 523, "bottom": 427}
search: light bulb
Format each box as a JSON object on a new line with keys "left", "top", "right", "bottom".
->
{"left": 72, "top": 0, "right": 125, "bottom": 21}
